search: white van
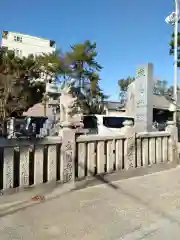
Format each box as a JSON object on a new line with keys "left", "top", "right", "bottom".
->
{"left": 82, "top": 115, "right": 134, "bottom": 136}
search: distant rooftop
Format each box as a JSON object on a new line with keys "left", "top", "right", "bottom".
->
{"left": 105, "top": 93, "right": 180, "bottom": 112}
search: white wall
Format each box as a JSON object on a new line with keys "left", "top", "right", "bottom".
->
{"left": 1, "top": 31, "right": 56, "bottom": 57}
{"left": 105, "top": 110, "right": 126, "bottom": 116}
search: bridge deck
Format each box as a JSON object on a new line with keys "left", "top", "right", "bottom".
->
{"left": 1, "top": 167, "right": 180, "bottom": 239}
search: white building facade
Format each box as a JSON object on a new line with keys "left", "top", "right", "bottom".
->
{"left": 1, "top": 30, "right": 60, "bottom": 119}
{"left": 1, "top": 30, "right": 59, "bottom": 87}
{"left": 1, "top": 30, "right": 56, "bottom": 57}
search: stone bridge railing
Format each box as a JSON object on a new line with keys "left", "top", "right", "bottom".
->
{"left": 75, "top": 121, "right": 177, "bottom": 180}
{"left": 0, "top": 121, "right": 178, "bottom": 195}
{"left": 0, "top": 137, "right": 63, "bottom": 194}
{"left": 76, "top": 132, "right": 171, "bottom": 179}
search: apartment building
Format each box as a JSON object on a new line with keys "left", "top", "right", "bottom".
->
{"left": 1, "top": 30, "right": 56, "bottom": 57}
{"left": 1, "top": 30, "right": 59, "bottom": 118}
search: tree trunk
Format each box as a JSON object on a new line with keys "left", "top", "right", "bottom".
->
{"left": 2, "top": 120, "right": 7, "bottom": 137}
{"left": 44, "top": 101, "right": 47, "bottom": 117}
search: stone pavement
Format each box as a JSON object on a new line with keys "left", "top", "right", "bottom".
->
{"left": 1, "top": 167, "right": 180, "bottom": 239}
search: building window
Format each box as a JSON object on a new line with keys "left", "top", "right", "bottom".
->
{"left": 15, "top": 49, "right": 22, "bottom": 57}
{"left": 14, "top": 36, "right": 22, "bottom": 43}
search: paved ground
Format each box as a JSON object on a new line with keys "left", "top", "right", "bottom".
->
{"left": 1, "top": 167, "right": 180, "bottom": 239}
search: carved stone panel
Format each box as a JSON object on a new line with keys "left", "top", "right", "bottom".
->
{"left": 20, "top": 146, "right": 29, "bottom": 187}
{"left": 3, "top": 148, "right": 14, "bottom": 190}
{"left": 62, "top": 141, "right": 73, "bottom": 183}
{"left": 125, "top": 134, "right": 136, "bottom": 169}
{"left": 60, "top": 127, "right": 75, "bottom": 184}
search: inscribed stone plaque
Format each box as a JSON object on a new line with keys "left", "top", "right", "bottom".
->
{"left": 3, "top": 148, "right": 14, "bottom": 190}
{"left": 135, "top": 63, "right": 153, "bottom": 132}
{"left": 60, "top": 128, "right": 75, "bottom": 184}
{"left": 126, "top": 134, "right": 136, "bottom": 168}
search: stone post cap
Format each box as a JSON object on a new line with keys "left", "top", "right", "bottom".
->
{"left": 166, "top": 121, "right": 176, "bottom": 126}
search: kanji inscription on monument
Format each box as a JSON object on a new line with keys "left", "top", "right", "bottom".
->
{"left": 135, "top": 63, "right": 153, "bottom": 132}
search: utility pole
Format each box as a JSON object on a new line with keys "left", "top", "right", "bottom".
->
{"left": 165, "top": 1, "right": 179, "bottom": 122}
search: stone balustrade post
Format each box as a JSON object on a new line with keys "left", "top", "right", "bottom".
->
{"left": 60, "top": 121, "right": 76, "bottom": 188}
{"left": 166, "top": 121, "right": 178, "bottom": 162}
{"left": 121, "top": 120, "right": 136, "bottom": 170}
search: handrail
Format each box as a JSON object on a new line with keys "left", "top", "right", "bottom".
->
{"left": 0, "top": 136, "right": 62, "bottom": 147}
{"left": 136, "top": 131, "right": 170, "bottom": 138}
{"left": 77, "top": 134, "right": 126, "bottom": 142}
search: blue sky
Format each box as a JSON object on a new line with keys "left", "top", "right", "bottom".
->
{"left": 0, "top": 0, "right": 176, "bottom": 100}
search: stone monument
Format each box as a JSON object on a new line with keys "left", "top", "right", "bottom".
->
{"left": 59, "top": 80, "right": 83, "bottom": 186}
{"left": 134, "top": 63, "right": 153, "bottom": 132}
{"left": 59, "top": 80, "right": 84, "bottom": 133}
{"left": 59, "top": 80, "right": 82, "bottom": 124}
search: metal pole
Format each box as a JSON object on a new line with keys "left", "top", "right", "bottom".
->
{"left": 173, "top": 0, "right": 179, "bottom": 122}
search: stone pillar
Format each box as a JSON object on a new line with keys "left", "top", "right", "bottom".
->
{"left": 166, "top": 121, "right": 178, "bottom": 162}
{"left": 60, "top": 121, "right": 75, "bottom": 188}
{"left": 121, "top": 120, "right": 136, "bottom": 169}
{"left": 58, "top": 80, "right": 84, "bottom": 187}
{"left": 135, "top": 63, "right": 154, "bottom": 132}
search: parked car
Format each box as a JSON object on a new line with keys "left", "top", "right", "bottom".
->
{"left": 82, "top": 115, "right": 134, "bottom": 135}
{"left": 6, "top": 116, "right": 49, "bottom": 139}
